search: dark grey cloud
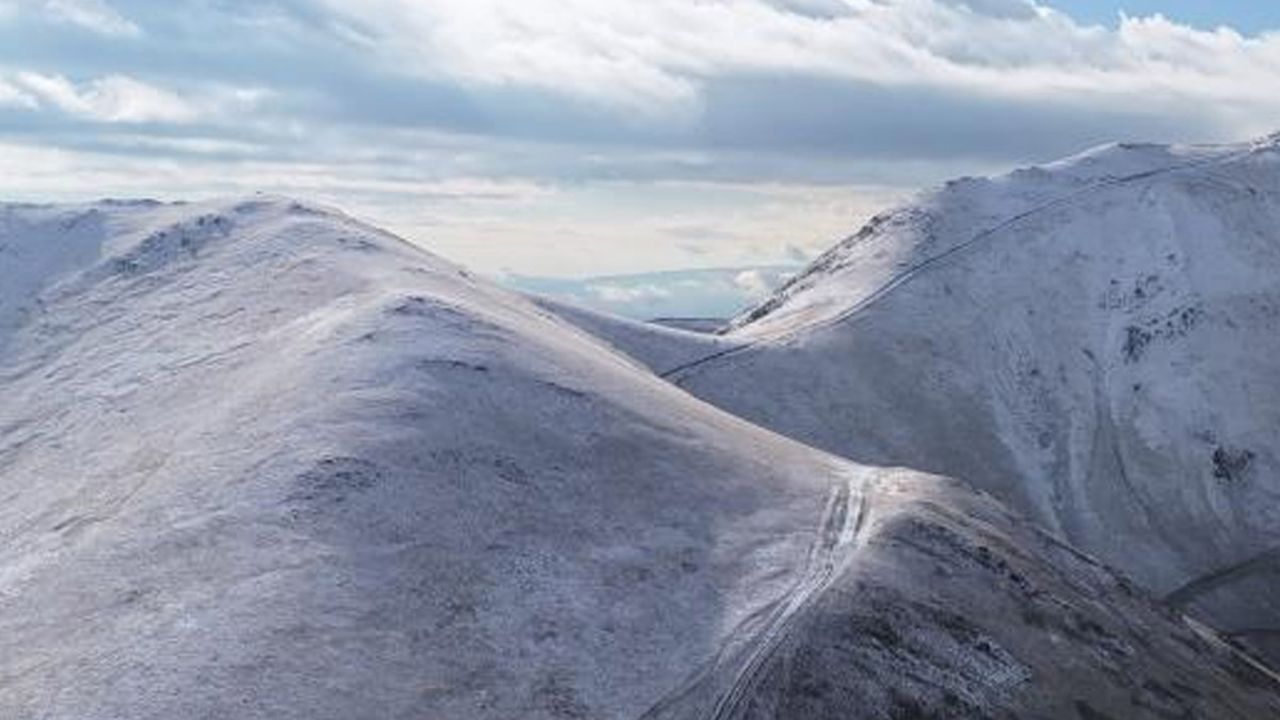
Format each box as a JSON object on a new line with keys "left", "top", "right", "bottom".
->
{"left": 695, "top": 74, "right": 1219, "bottom": 163}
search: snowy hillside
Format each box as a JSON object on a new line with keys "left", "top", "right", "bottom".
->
{"left": 1, "top": 198, "right": 1276, "bottom": 717}
{"left": 661, "top": 134, "right": 1280, "bottom": 662}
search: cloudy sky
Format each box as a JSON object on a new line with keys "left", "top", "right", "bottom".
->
{"left": 1, "top": 1, "right": 1277, "bottom": 314}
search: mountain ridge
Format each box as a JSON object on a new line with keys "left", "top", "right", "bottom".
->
{"left": 1, "top": 174, "right": 1279, "bottom": 717}
{"left": 650, "top": 133, "right": 1280, "bottom": 663}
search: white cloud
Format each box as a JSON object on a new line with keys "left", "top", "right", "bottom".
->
{"left": 316, "top": 0, "right": 1280, "bottom": 133}
{"left": 733, "top": 269, "right": 773, "bottom": 297}
{"left": 43, "top": 0, "right": 140, "bottom": 37}
{"left": 0, "top": 0, "right": 1275, "bottom": 283}
{"left": 4, "top": 72, "right": 271, "bottom": 125}
{"left": 13, "top": 72, "right": 195, "bottom": 123}
{"left": 0, "top": 78, "right": 36, "bottom": 109}
{"left": 589, "top": 283, "right": 673, "bottom": 304}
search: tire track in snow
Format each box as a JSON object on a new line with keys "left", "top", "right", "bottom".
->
{"left": 639, "top": 471, "right": 868, "bottom": 720}
{"left": 711, "top": 472, "right": 867, "bottom": 719}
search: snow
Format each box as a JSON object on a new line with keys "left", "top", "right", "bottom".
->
{"left": 527, "top": 294, "right": 742, "bottom": 376}
{"left": 665, "top": 134, "right": 1280, "bottom": 662}
{"left": 0, "top": 189, "right": 1277, "bottom": 717}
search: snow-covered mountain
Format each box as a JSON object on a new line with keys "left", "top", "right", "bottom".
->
{"left": 2, "top": 197, "right": 1277, "bottom": 718}
{"left": 643, "top": 134, "right": 1280, "bottom": 663}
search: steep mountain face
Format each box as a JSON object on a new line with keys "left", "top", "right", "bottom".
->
{"left": 1, "top": 198, "right": 1276, "bottom": 718}
{"left": 663, "top": 135, "right": 1280, "bottom": 660}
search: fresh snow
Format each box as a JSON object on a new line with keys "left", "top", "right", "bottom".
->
{"left": 659, "top": 134, "right": 1280, "bottom": 663}
{"left": 0, "top": 175, "right": 1277, "bottom": 718}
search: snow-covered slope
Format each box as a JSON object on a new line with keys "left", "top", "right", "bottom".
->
{"left": 1, "top": 198, "right": 1276, "bottom": 717}
{"left": 668, "top": 134, "right": 1280, "bottom": 660}
{"left": 526, "top": 294, "right": 742, "bottom": 375}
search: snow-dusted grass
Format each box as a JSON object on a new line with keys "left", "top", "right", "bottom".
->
{"left": 661, "top": 135, "right": 1280, "bottom": 663}
{"left": 0, "top": 173, "right": 1278, "bottom": 717}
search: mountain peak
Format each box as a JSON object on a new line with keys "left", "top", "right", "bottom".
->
{"left": 671, "top": 135, "right": 1280, "bottom": 665}
{"left": 729, "top": 135, "right": 1273, "bottom": 337}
